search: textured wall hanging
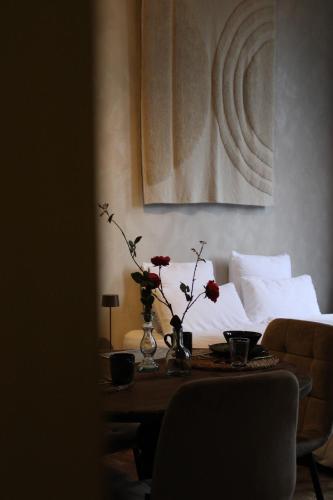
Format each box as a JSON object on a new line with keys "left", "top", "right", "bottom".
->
{"left": 141, "top": 0, "right": 275, "bottom": 205}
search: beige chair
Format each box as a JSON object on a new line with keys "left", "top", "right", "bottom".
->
{"left": 263, "top": 318, "right": 333, "bottom": 500}
{"left": 149, "top": 371, "right": 298, "bottom": 500}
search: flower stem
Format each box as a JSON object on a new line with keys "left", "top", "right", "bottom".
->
{"left": 99, "top": 205, "right": 143, "bottom": 273}
{"left": 156, "top": 266, "right": 174, "bottom": 317}
{"left": 181, "top": 291, "right": 205, "bottom": 322}
{"left": 181, "top": 242, "right": 205, "bottom": 322}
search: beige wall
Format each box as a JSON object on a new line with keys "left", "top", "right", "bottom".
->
{"left": 96, "top": 0, "right": 333, "bottom": 348}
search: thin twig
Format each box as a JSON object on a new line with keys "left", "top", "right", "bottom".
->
{"left": 99, "top": 205, "right": 143, "bottom": 273}
{"left": 181, "top": 242, "right": 206, "bottom": 322}
{"left": 156, "top": 266, "right": 174, "bottom": 317}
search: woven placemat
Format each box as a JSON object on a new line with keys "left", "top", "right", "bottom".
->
{"left": 191, "top": 352, "right": 280, "bottom": 371}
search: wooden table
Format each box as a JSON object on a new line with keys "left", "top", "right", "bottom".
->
{"left": 101, "top": 352, "right": 312, "bottom": 479}
{"left": 101, "top": 355, "right": 312, "bottom": 422}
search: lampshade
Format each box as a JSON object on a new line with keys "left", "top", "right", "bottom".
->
{"left": 101, "top": 294, "right": 119, "bottom": 308}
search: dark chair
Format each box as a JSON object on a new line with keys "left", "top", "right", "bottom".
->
{"left": 149, "top": 370, "right": 298, "bottom": 500}
{"left": 103, "top": 422, "right": 142, "bottom": 478}
{"left": 103, "top": 422, "right": 140, "bottom": 455}
{"left": 102, "top": 421, "right": 151, "bottom": 500}
{"left": 263, "top": 318, "right": 333, "bottom": 500}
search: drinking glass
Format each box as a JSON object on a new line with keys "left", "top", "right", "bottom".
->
{"left": 110, "top": 352, "right": 135, "bottom": 386}
{"left": 230, "top": 337, "right": 250, "bottom": 368}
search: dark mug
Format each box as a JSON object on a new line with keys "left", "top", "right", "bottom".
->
{"left": 110, "top": 352, "right": 135, "bottom": 386}
{"left": 164, "top": 331, "right": 192, "bottom": 354}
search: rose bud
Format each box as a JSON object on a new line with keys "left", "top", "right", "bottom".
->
{"left": 147, "top": 272, "right": 161, "bottom": 289}
{"left": 151, "top": 256, "right": 171, "bottom": 267}
{"left": 205, "top": 280, "right": 219, "bottom": 302}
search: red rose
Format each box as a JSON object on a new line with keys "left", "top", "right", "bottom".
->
{"left": 151, "top": 256, "right": 170, "bottom": 267}
{"left": 147, "top": 272, "right": 161, "bottom": 289}
{"left": 205, "top": 280, "right": 219, "bottom": 302}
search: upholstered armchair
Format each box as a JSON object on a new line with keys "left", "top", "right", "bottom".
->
{"left": 263, "top": 318, "right": 333, "bottom": 500}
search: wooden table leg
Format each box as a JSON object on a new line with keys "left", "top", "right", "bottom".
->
{"left": 135, "top": 415, "right": 164, "bottom": 480}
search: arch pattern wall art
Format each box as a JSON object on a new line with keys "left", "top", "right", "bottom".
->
{"left": 141, "top": 0, "right": 275, "bottom": 205}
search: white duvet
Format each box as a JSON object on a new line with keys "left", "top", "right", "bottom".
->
{"left": 122, "top": 314, "right": 333, "bottom": 349}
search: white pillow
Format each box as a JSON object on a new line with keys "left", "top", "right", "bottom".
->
{"left": 229, "top": 251, "right": 292, "bottom": 296}
{"left": 154, "top": 282, "right": 250, "bottom": 335}
{"left": 240, "top": 275, "right": 321, "bottom": 323}
{"left": 143, "top": 260, "right": 215, "bottom": 288}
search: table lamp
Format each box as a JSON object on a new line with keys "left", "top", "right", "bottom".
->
{"left": 101, "top": 294, "right": 119, "bottom": 351}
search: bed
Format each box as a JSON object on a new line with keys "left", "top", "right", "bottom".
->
{"left": 123, "top": 315, "right": 333, "bottom": 349}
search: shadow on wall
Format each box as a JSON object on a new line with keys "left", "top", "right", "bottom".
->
{"left": 213, "top": 257, "right": 230, "bottom": 284}
{"left": 143, "top": 202, "right": 269, "bottom": 216}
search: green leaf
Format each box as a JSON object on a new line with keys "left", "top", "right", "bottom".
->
{"left": 134, "top": 236, "right": 142, "bottom": 244}
{"left": 144, "top": 279, "right": 156, "bottom": 289}
{"left": 140, "top": 276, "right": 155, "bottom": 288}
{"left": 180, "top": 282, "right": 187, "bottom": 293}
{"left": 131, "top": 272, "right": 144, "bottom": 284}
{"left": 128, "top": 240, "right": 136, "bottom": 256}
{"left": 141, "top": 294, "right": 154, "bottom": 306}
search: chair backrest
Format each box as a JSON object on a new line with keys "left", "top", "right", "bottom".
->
{"left": 262, "top": 319, "right": 333, "bottom": 443}
{"left": 151, "top": 371, "right": 298, "bottom": 500}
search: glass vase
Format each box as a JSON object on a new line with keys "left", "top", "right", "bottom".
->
{"left": 138, "top": 312, "right": 159, "bottom": 372}
{"left": 166, "top": 326, "right": 191, "bottom": 376}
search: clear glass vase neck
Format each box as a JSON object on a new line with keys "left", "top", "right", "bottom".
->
{"left": 142, "top": 310, "right": 154, "bottom": 325}
{"left": 166, "top": 325, "right": 191, "bottom": 376}
{"left": 172, "top": 326, "right": 185, "bottom": 348}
